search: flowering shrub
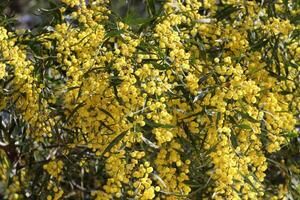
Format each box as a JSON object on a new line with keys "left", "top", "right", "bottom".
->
{"left": 0, "top": 0, "right": 299, "bottom": 199}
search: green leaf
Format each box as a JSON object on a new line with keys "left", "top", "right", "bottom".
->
{"left": 112, "top": 85, "right": 124, "bottom": 105}
{"left": 147, "top": 0, "right": 156, "bottom": 16}
{"left": 125, "top": 17, "right": 153, "bottom": 26}
{"left": 242, "top": 174, "right": 260, "bottom": 193}
{"left": 230, "top": 134, "right": 238, "bottom": 148}
{"left": 144, "top": 119, "right": 175, "bottom": 129}
{"left": 100, "top": 121, "right": 114, "bottom": 132}
{"left": 251, "top": 37, "right": 270, "bottom": 51}
{"left": 204, "top": 107, "right": 216, "bottom": 123}
{"left": 285, "top": 131, "right": 298, "bottom": 138}
{"left": 291, "top": 14, "right": 300, "bottom": 24}
{"left": 99, "top": 108, "right": 115, "bottom": 120}
{"left": 147, "top": 61, "right": 168, "bottom": 70}
{"left": 65, "top": 102, "right": 86, "bottom": 123}
{"left": 266, "top": 69, "right": 292, "bottom": 81}
{"left": 189, "top": 38, "right": 206, "bottom": 61}
{"left": 235, "top": 110, "right": 260, "bottom": 123}
{"left": 272, "top": 35, "right": 281, "bottom": 76}
{"left": 216, "top": 5, "right": 240, "bottom": 21}
{"left": 101, "top": 130, "right": 128, "bottom": 157}
{"left": 216, "top": 112, "right": 221, "bottom": 128}
{"left": 110, "top": 76, "right": 123, "bottom": 86}
{"left": 235, "top": 124, "right": 252, "bottom": 130}
{"left": 105, "top": 29, "right": 125, "bottom": 38}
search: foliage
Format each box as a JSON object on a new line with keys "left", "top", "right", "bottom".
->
{"left": 0, "top": 0, "right": 299, "bottom": 199}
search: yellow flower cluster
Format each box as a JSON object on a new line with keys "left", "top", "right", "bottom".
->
{"left": 0, "top": 0, "right": 299, "bottom": 199}
{"left": 43, "top": 160, "right": 64, "bottom": 181}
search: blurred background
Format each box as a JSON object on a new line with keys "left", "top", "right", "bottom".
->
{"left": 0, "top": 0, "right": 149, "bottom": 29}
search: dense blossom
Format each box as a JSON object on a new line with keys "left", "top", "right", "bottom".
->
{"left": 0, "top": 0, "right": 299, "bottom": 199}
